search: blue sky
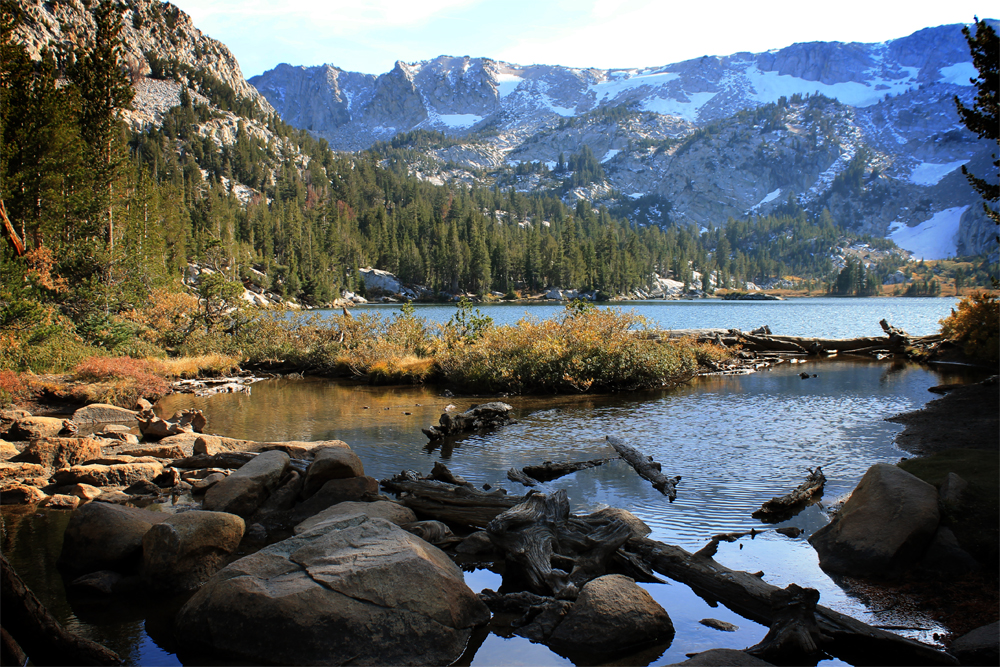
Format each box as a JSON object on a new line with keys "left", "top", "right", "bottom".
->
{"left": 170, "top": 0, "right": 991, "bottom": 78}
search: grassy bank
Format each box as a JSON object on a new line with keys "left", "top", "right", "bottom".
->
{"left": 0, "top": 297, "right": 733, "bottom": 408}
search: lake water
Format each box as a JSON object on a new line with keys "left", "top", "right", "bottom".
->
{"left": 1, "top": 298, "right": 980, "bottom": 666}
{"left": 332, "top": 296, "right": 960, "bottom": 339}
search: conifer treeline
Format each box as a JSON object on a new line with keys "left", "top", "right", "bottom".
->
{"left": 1, "top": 0, "right": 912, "bottom": 320}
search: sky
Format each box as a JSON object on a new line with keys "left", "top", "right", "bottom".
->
{"left": 169, "top": 0, "right": 992, "bottom": 79}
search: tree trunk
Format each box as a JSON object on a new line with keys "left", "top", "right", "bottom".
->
{"left": 751, "top": 467, "right": 826, "bottom": 523}
{"left": 606, "top": 435, "right": 680, "bottom": 501}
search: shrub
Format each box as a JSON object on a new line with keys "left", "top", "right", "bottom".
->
{"left": 71, "top": 356, "right": 171, "bottom": 407}
{"left": 0, "top": 370, "right": 29, "bottom": 407}
{"left": 940, "top": 291, "right": 999, "bottom": 366}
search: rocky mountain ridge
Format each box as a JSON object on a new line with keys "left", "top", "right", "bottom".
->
{"left": 251, "top": 22, "right": 998, "bottom": 259}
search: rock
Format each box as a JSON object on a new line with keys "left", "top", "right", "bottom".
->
{"left": 700, "top": 618, "right": 739, "bottom": 632}
{"left": 0, "top": 484, "right": 47, "bottom": 504}
{"left": 666, "top": 649, "right": 775, "bottom": 666}
{"left": 920, "top": 526, "right": 980, "bottom": 576}
{"left": 203, "top": 450, "right": 289, "bottom": 518}
{"left": 72, "top": 404, "right": 137, "bottom": 424}
{"left": 455, "top": 531, "right": 497, "bottom": 555}
{"left": 0, "top": 461, "right": 46, "bottom": 481}
{"left": 259, "top": 440, "right": 350, "bottom": 460}
{"left": 101, "top": 432, "right": 139, "bottom": 445}
{"left": 125, "top": 479, "right": 162, "bottom": 496}
{"left": 809, "top": 463, "right": 939, "bottom": 577}
{"left": 134, "top": 398, "right": 153, "bottom": 411}
{"left": 939, "top": 472, "right": 968, "bottom": 507}
{"left": 191, "top": 472, "right": 226, "bottom": 494}
{"left": 246, "top": 523, "right": 267, "bottom": 542}
{"left": 301, "top": 445, "right": 364, "bottom": 498}
{"left": 153, "top": 467, "right": 180, "bottom": 488}
{"left": 52, "top": 458, "right": 165, "bottom": 487}
{"left": 588, "top": 507, "right": 652, "bottom": 538}
{"left": 7, "top": 416, "right": 68, "bottom": 440}
{"left": 93, "top": 490, "right": 131, "bottom": 504}
{"left": 255, "top": 470, "right": 303, "bottom": 514}
{"left": 59, "top": 502, "right": 168, "bottom": 574}
{"left": 67, "top": 570, "right": 124, "bottom": 596}
{"left": 0, "top": 440, "right": 18, "bottom": 459}
{"left": 11, "top": 437, "right": 104, "bottom": 470}
{"left": 548, "top": 574, "right": 674, "bottom": 654}
{"left": 402, "top": 520, "right": 456, "bottom": 546}
{"left": 192, "top": 435, "right": 256, "bottom": 455}
{"left": 423, "top": 402, "right": 515, "bottom": 440}
{"left": 0, "top": 408, "right": 31, "bottom": 435}
{"left": 61, "top": 483, "right": 103, "bottom": 502}
{"left": 99, "top": 424, "right": 132, "bottom": 434}
{"left": 125, "top": 445, "right": 186, "bottom": 459}
{"left": 138, "top": 409, "right": 206, "bottom": 439}
{"left": 294, "top": 500, "right": 417, "bottom": 535}
{"left": 950, "top": 621, "right": 999, "bottom": 666}
{"left": 290, "top": 476, "right": 379, "bottom": 521}
{"left": 141, "top": 510, "right": 245, "bottom": 592}
{"left": 174, "top": 514, "right": 490, "bottom": 665}
{"left": 40, "top": 494, "right": 81, "bottom": 510}
{"left": 157, "top": 432, "right": 202, "bottom": 448}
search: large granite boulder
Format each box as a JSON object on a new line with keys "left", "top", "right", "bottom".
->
{"left": 59, "top": 502, "right": 167, "bottom": 573}
{"left": 174, "top": 514, "right": 490, "bottom": 665}
{"left": 809, "top": 463, "right": 940, "bottom": 577}
{"left": 72, "top": 404, "right": 137, "bottom": 424}
{"left": 141, "top": 510, "right": 245, "bottom": 592}
{"left": 259, "top": 440, "right": 350, "bottom": 460}
{"left": 294, "top": 500, "right": 417, "bottom": 534}
{"left": 301, "top": 444, "right": 364, "bottom": 498}
{"left": 548, "top": 574, "right": 674, "bottom": 654}
{"left": 950, "top": 621, "right": 999, "bottom": 666}
{"left": 0, "top": 440, "right": 18, "bottom": 459}
{"left": 11, "top": 437, "right": 104, "bottom": 469}
{"left": 0, "top": 484, "right": 47, "bottom": 504}
{"left": 290, "top": 476, "right": 379, "bottom": 522}
{"left": 202, "top": 450, "right": 289, "bottom": 518}
{"left": 0, "top": 461, "right": 46, "bottom": 481}
{"left": 52, "top": 457, "right": 164, "bottom": 487}
{"left": 7, "top": 416, "right": 68, "bottom": 440}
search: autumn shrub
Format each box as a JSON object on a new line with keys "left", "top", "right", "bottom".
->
{"left": 0, "top": 300, "right": 98, "bottom": 372}
{"left": 437, "top": 307, "right": 702, "bottom": 394}
{"left": 71, "top": 356, "right": 170, "bottom": 407}
{"left": 940, "top": 291, "right": 999, "bottom": 366}
{"left": 155, "top": 353, "right": 241, "bottom": 379}
{"left": 0, "top": 370, "right": 29, "bottom": 407}
{"left": 121, "top": 288, "right": 201, "bottom": 350}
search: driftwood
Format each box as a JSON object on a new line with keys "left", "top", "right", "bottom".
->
{"left": 606, "top": 435, "right": 681, "bottom": 501}
{"left": 137, "top": 408, "right": 207, "bottom": 439}
{"left": 629, "top": 537, "right": 957, "bottom": 666}
{"left": 172, "top": 376, "right": 267, "bottom": 397}
{"left": 507, "top": 458, "right": 615, "bottom": 487}
{"left": 422, "top": 402, "right": 515, "bottom": 440}
{"left": 485, "top": 489, "right": 633, "bottom": 599}
{"left": 751, "top": 467, "right": 826, "bottom": 523}
{"left": 507, "top": 467, "right": 538, "bottom": 486}
{"left": 380, "top": 469, "right": 524, "bottom": 528}
{"left": 1, "top": 554, "right": 122, "bottom": 665}
{"left": 747, "top": 584, "right": 832, "bottom": 662}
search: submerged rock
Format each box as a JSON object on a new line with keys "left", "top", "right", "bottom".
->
{"left": 141, "top": 510, "right": 245, "bottom": 592}
{"left": 174, "top": 514, "right": 490, "bottom": 665}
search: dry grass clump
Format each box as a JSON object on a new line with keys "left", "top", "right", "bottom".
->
{"left": 940, "top": 290, "right": 999, "bottom": 366}
{"left": 155, "top": 353, "right": 241, "bottom": 379}
{"left": 70, "top": 356, "right": 170, "bottom": 407}
{"left": 437, "top": 307, "right": 704, "bottom": 394}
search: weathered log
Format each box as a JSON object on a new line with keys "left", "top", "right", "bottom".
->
{"left": 606, "top": 435, "right": 681, "bottom": 501}
{"left": 429, "top": 461, "right": 473, "bottom": 487}
{"left": 522, "top": 458, "right": 615, "bottom": 482}
{"left": 746, "top": 584, "right": 832, "bottom": 662}
{"left": 507, "top": 467, "right": 538, "bottom": 487}
{"left": 751, "top": 467, "right": 826, "bottom": 523}
{"left": 422, "top": 402, "right": 515, "bottom": 440}
{"left": 738, "top": 333, "right": 808, "bottom": 353}
{"left": 1, "top": 554, "right": 122, "bottom": 665}
{"left": 628, "top": 537, "right": 957, "bottom": 666}
{"left": 380, "top": 471, "right": 523, "bottom": 528}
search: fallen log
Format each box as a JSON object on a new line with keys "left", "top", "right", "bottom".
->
{"left": 507, "top": 467, "right": 538, "bottom": 487}
{"left": 422, "top": 402, "right": 516, "bottom": 440}
{"left": 605, "top": 435, "right": 681, "bottom": 501}
{"left": 738, "top": 333, "right": 808, "bottom": 353}
{"left": 747, "top": 584, "right": 832, "bottom": 663}
{"left": 1, "top": 554, "right": 121, "bottom": 665}
{"left": 629, "top": 537, "right": 957, "bottom": 666}
{"left": 751, "top": 467, "right": 826, "bottom": 523}
{"left": 380, "top": 470, "right": 524, "bottom": 528}
{"left": 522, "top": 458, "right": 615, "bottom": 482}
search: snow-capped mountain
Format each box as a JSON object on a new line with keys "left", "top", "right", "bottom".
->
{"left": 251, "top": 22, "right": 998, "bottom": 259}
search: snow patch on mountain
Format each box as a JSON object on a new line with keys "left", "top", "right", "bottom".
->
{"left": 908, "top": 160, "right": 969, "bottom": 186}
{"left": 938, "top": 62, "right": 978, "bottom": 86}
{"left": 746, "top": 65, "right": 920, "bottom": 107}
{"left": 437, "top": 114, "right": 483, "bottom": 129}
{"left": 601, "top": 149, "right": 621, "bottom": 163}
{"left": 589, "top": 69, "right": 681, "bottom": 103}
{"left": 642, "top": 91, "right": 717, "bottom": 122}
{"left": 496, "top": 73, "right": 523, "bottom": 97}
{"left": 889, "top": 206, "right": 969, "bottom": 259}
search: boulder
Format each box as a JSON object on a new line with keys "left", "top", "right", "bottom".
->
{"left": 125, "top": 479, "right": 162, "bottom": 496}
{"left": 666, "top": 649, "right": 775, "bottom": 666}
{"left": 920, "top": 526, "right": 980, "bottom": 576}
{"left": 174, "top": 514, "right": 490, "bottom": 665}
{"left": 191, "top": 472, "right": 226, "bottom": 494}
{"left": 141, "top": 510, "right": 245, "bottom": 592}
{"left": 301, "top": 446, "right": 364, "bottom": 498}
{"left": 67, "top": 570, "right": 124, "bottom": 596}
{"left": 0, "top": 408, "right": 31, "bottom": 435}
{"left": 61, "top": 483, "right": 103, "bottom": 502}
{"left": 294, "top": 501, "right": 417, "bottom": 535}
{"left": 124, "top": 445, "right": 186, "bottom": 459}
{"left": 255, "top": 470, "right": 303, "bottom": 514}
{"left": 52, "top": 458, "right": 164, "bottom": 487}
{"left": 59, "top": 502, "right": 167, "bottom": 573}
{"left": 548, "top": 574, "right": 674, "bottom": 654}
{"left": 40, "top": 494, "right": 81, "bottom": 510}
{"left": 259, "top": 440, "right": 350, "bottom": 460}
{"left": 950, "top": 621, "right": 999, "bottom": 666}
{"left": 290, "top": 476, "right": 379, "bottom": 522}
{"left": 193, "top": 435, "right": 257, "bottom": 455}
{"left": 101, "top": 431, "right": 139, "bottom": 445}
{"left": 0, "top": 440, "right": 18, "bottom": 459}
{"left": 202, "top": 450, "right": 289, "bottom": 518}
{"left": 72, "top": 404, "right": 137, "bottom": 424}
{"left": 0, "top": 461, "right": 46, "bottom": 481}
{"left": 0, "top": 484, "right": 47, "bottom": 504}
{"left": 809, "top": 464, "right": 940, "bottom": 577}
{"left": 157, "top": 432, "right": 202, "bottom": 448}
{"left": 138, "top": 409, "right": 206, "bottom": 439}
{"left": 7, "top": 416, "right": 68, "bottom": 440}
{"left": 11, "top": 437, "right": 104, "bottom": 470}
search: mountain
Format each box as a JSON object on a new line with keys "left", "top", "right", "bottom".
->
{"left": 250, "top": 24, "right": 998, "bottom": 259}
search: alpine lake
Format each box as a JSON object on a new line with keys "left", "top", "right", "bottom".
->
{"left": 2, "top": 297, "right": 988, "bottom": 666}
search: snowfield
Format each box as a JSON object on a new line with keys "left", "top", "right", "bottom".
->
{"left": 888, "top": 206, "right": 969, "bottom": 260}
{"left": 908, "top": 160, "right": 969, "bottom": 186}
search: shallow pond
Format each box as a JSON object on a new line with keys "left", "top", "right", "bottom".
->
{"left": 2, "top": 358, "right": 986, "bottom": 666}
